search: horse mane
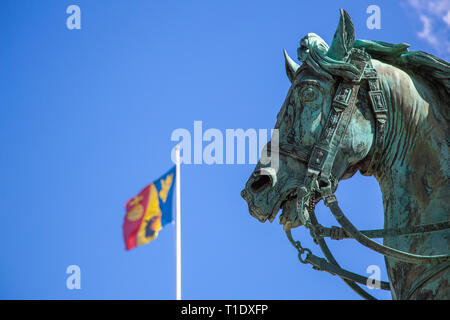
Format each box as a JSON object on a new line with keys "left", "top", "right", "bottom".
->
{"left": 297, "top": 34, "right": 449, "bottom": 123}
{"left": 354, "top": 40, "right": 450, "bottom": 121}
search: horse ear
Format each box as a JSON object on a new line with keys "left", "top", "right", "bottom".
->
{"left": 284, "top": 49, "right": 300, "bottom": 83}
{"left": 327, "top": 9, "right": 355, "bottom": 60}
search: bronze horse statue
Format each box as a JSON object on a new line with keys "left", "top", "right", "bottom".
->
{"left": 241, "top": 9, "right": 449, "bottom": 299}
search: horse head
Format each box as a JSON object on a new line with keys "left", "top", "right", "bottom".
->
{"left": 241, "top": 9, "right": 450, "bottom": 299}
{"left": 241, "top": 9, "right": 375, "bottom": 230}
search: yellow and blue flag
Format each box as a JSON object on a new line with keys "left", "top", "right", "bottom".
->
{"left": 123, "top": 166, "right": 175, "bottom": 250}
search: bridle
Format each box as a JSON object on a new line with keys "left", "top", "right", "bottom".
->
{"left": 278, "top": 48, "right": 450, "bottom": 300}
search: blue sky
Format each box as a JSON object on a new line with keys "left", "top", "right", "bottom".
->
{"left": 0, "top": 0, "right": 448, "bottom": 299}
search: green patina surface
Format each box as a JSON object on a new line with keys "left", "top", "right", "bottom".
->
{"left": 241, "top": 9, "right": 449, "bottom": 299}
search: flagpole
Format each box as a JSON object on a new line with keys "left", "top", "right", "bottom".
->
{"left": 175, "top": 145, "right": 181, "bottom": 300}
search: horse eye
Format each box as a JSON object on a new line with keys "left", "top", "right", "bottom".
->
{"left": 302, "top": 87, "right": 317, "bottom": 102}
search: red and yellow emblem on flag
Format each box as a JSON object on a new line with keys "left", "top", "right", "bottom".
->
{"left": 123, "top": 166, "right": 175, "bottom": 251}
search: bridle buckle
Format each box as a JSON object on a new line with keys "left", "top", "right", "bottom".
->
{"left": 316, "top": 177, "right": 337, "bottom": 206}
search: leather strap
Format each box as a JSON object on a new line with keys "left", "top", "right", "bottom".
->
{"left": 363, "top": 62, "right": 388, "bottom": 175}
{"left": 309, "top": 49, "right": 369, "bottom": 181}
{"left": 315, "top": 220, "right": 450, "bottom": 239}
{"left": 326, "top": 199, "right": 450, "bottom": 264}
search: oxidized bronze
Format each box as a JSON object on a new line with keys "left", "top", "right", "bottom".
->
{"left": 241, "top": 9, "right": 450, "bottom": 300}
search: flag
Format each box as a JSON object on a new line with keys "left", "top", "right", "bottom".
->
{"left": 123, "top": 166, "right": 176, "bottom": 251}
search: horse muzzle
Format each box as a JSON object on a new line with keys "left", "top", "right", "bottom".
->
{"left": 240, "top": 188, "right": 274, "bottom": 223}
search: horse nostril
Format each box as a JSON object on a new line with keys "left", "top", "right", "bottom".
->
{"left": 251, "top": 174, "right": 271, "bottom": 193}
